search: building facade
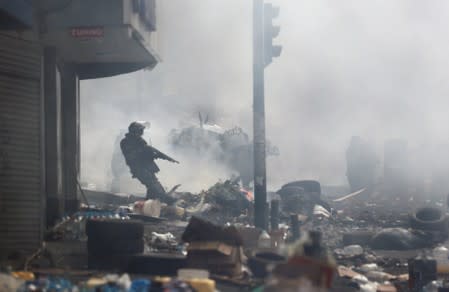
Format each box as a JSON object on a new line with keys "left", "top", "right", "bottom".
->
{"left": 0, "top": 0, "right": 159, "bottom": 258}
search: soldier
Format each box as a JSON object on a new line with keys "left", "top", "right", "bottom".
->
{"left": 120, "top": 121, "right": 179, "bottom": 204}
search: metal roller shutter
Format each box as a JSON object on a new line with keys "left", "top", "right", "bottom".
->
{"left": 0, "top": 34, "right": 44, "bottom": 256}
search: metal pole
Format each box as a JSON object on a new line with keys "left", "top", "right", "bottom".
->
{"left": 270, "top": 199, "right": 280, "bottom": 230}
{"left": 253, "top": 0, "right": 268, "bottom": 229}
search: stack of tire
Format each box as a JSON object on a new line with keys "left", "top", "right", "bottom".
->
{"left": 86, "top": 219, "right": 144, "bottom": 270}
{"left": 276, "top": 180, "right": 331, "bottom": 215}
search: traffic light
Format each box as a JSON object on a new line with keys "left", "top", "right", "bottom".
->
{"left": 263, "top": 3, "right": 282, "bottom": 67}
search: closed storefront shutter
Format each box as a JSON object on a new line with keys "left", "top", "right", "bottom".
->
{"left": 0, "top": 34, "right": 43, "bottom": 256}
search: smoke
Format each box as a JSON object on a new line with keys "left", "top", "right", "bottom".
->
{"left": 80, "top": 70, "right": 238, "bottom": 193}
{"left": 266, "top": 0, "right": 449, "bottom": 188}
{"left": 80, "top": 0, "right": 449, "bottom": 195}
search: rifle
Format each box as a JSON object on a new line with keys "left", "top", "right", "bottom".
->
{"left": 148, "top": 145, "right": 179, "bottom": 164}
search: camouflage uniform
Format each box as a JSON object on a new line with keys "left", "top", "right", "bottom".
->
{"left": 120, "top": 132, "right": 167, "bottom": 200}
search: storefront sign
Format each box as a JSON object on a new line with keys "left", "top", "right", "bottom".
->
{"left": 70, "top": 27, "right": 104, "bottom": 38}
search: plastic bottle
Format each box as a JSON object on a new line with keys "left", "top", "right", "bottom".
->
{"left": 130, "top": 279, "right": 151, "bottom": 292}
{"left": 258, "top": 231, "right": 271, "bottom": 248}
{"left": 422, "top": 280, "right": 443, "bottom": 292}
{"left": 144, "top": 199, "right": 161, "bottom": 217}
{"left": 342, "top": 245, "right": 364, "bottom": 257}
{"left": 433, "top": 246, "right": 449, "bottom": 266}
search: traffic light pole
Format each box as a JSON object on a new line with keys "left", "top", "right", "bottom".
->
{"left": 253, "top": 0, "right": 268, "bottom": 230}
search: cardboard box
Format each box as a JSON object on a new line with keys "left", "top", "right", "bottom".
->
{"left": 186, "top": 241, "right": 243, "bottom": 277}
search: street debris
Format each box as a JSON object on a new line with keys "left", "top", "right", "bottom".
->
{"left": 409, "top": 206, "right": 448, "bottom": 233}
{"left": 182, "top": 217, "right": 245, "bottom": 278}
{"left": 335, "top": 244, "right": 365, "bottom": 258}
{"left": 133, "top": 199, "right": 161, "bottom": 217}
{"left": 45, "top": 209, "right": 130, "bottom": 241}
{"left": 248, "top": 251, "right": 286, "bottom": 278}
{"left": 333, "top": 188, "right": 367, "bottom": 202}
{"left": 11, "top": 175, "right": 449, "bottom": 291}
{"left": 277, "top": 180, "right": 330, "bottom": 216}
{"left": 201, "top": 179, "right": 252, "bottom": 221}
{"left": 265, "top": 230, "right": 336, "bottom": 291}
{"left": 148, "top": 232, "right": 178, "bottom": 252}
{"left": 0, "top": 273, "right": 25, "bottom": 292}
{"left": 313, "top": 204, "right": 332, "bottom": 218}
{"left": 370, "top": 228, "right": 428, "bottom": 250}
{"left": 182, "top": 216, "right": 243, "bottom": 246}
{"left": 0, "top": 270, "right": 217, "bottom": 292}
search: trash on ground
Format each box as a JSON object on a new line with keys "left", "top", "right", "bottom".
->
{"left": 334, "top": 245, "right": 364, "bottom": 258}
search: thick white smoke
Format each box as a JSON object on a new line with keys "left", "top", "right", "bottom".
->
{"left": 80, "top": 1, "right": 449, "bottom": 196}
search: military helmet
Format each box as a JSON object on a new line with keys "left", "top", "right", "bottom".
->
{"left": 128, "top": 121, "right": 146, "bottom": 134}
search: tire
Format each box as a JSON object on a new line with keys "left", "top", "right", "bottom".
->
{"left": 277, "top": 185, "right": 325, "bottom": 214}
{"left": 281, "top": 180, "right": 321, "bottom": 195}
{"left": 86, "top": 219, "right": 144, "bottom": 240}
{"left": 276, "top": 186, "right": 304, "bottom": 198}
{"left": 88, "top": 238, "right": 144, "bottom": 255}
{"left": 409, "top": 207, "right": 448, "bottom": 232}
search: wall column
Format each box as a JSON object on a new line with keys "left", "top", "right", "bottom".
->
{"left": 61, "top": 63, "right": 80, "bottom": 214}
{"left": 44, "top": 47, "right": 64, "bottom": 226}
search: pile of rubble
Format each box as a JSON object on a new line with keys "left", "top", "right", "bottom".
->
{"left": 8, "top": 179, "right": 449, "bottom": 291}
{"left": 145, "top": 179, "right": 252, "bottom": 224}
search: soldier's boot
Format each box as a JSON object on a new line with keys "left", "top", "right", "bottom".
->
{"left": 159, "top": 194, "right": 177, "bottom": 205}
